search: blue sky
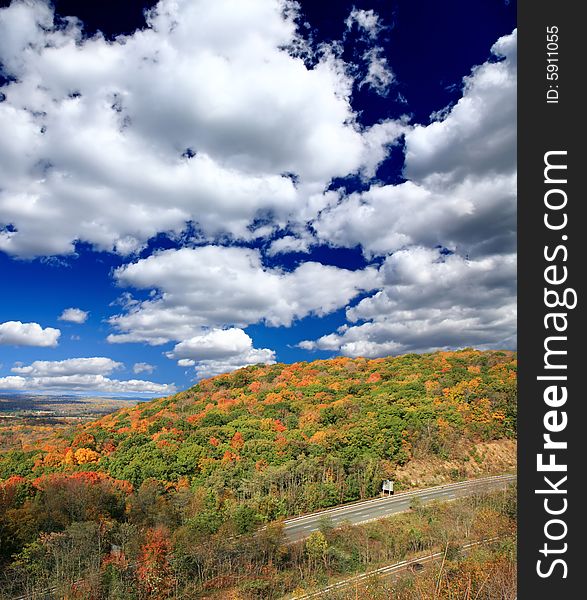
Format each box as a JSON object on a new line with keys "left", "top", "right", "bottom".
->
{"left": 0, "top": 0, "right": 516, "bottom": 396}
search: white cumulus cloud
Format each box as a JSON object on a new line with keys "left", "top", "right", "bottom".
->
{"left": 58, "top": 307, "right": 89, "bottom": 323}
{"left": 0, "top": 0, "right": 398, "bottom": 258}
{"left": 300, "top": 248, "right": 516, "bottom": 357}
{"left": 167, "top": 328, "right": 275, "bottom": 379}
{"left": 177, "top": 359, "right": 195, "bottom": 368}
{"left": 168, "top": 328, "right": 259, "bottom": 361}
{"left": 0, "top": 321, "right": 61, "bottom": 347}
{"left": 0, "top": 356, "right": 174, "bottom": 394}
{"left": 12, "top": 356, "right": 121, "bottom": 376}
{"left": 314, "top": 30, "right": 517, "bottom": 258}
{"left": 302, "top": 30, "right": 517, "bottom": 357}
{"left": 405, "top": 31, "right": 516, "bottom": 184}
{"left": 107, "top": 245, "right": 379, "bottom": 345}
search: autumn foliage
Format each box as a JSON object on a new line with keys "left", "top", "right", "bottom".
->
{"left": 0, "top": 349, "right": 517, "bottom": 599}
{"left": 137, "top": 528, "right": 175, "bottom": 598}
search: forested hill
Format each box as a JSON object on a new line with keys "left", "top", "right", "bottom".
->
{"left": 1, "top": 350, "right": 516, "bottom": 502}
{"left": 0, "top": 349, "right": 516, "bottom": 596}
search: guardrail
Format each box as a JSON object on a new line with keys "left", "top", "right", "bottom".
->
{"left": 283, "top": 473, "right": 516, "bottom": 526}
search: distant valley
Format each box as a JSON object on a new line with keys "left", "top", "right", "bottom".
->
{"left": 0, "top": 394, "right": 143, "bottom": 452}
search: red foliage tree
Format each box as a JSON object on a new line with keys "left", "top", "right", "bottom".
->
{"left": 230, "top": 431, "right": 244, "bottom": 450}
{"left": 137, "top": 527, "right": 175, "bottom": 598}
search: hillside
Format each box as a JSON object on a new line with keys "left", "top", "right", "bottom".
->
{"left": 0, "top": 349, "right": 516, "bottom": 598}
{"left": 1, "top": 349, "right": 515, "bottom": 502}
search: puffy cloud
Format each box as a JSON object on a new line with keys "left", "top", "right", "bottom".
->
{"left": 168, "top": 328, "right": 259, "bottom": 361}
{"left": 0, "top": 356, "right": 174, "bottom": 394}
{"left": 0, "top": 376, "right": 27, "bottom": 390}
{"left": 313, "top": 174, "right": 516, "bottom": 258}
{"left": 302, "top": 31, "right": 517, "bottom": 358}
{"left": 299, "top": 334, "right": 402, "bottom": 358}
{"left": 167, "top": 328, "right": 275, "bottom": 379}
{"left": 300, "top": 248, "right": 516, "bottom": 357}
{"left": 354, "top": 248, "right": 515, "bottom": 315}
{"left": 300, "top": 308, "right": 515, "bottom": 358}
{"left": 133, "top": 362, "right": 156, "bottom": 374}
{"left": 12, "top": 356, "right": 121, "bottom": 376}
{"left": 58, "top": 307, "right": 89, "bottom": 323}
{"left": 358, "top": 119, "right": 408, "bottom": 178}
{"left": 0, "top": 321, "right": 60, "bottom": 347}
{"left": 0, "top": 0, "right": 398, "bottom": 258}
{"left": 191, "top": 349, "right": 276, "bottom": 380}
{"left": 177, "top": 359, "right": 195, "bottom": 368}
{"left": 405, "top": 30, "right": 517, "bottom": 184}
{"left": 0, "top": 374, "right": 174, "bottom": 394}
{"left": 266, "top": 235, "right": 311, "bottom": 257}
{"left": 314, "top": 30, "right": 517, "bottom": 258}
{"left": 107, "top": 245, "right": 379, "bottom": 345}
{"left": 416, "top": 34, "right": 517, "bottom": 195}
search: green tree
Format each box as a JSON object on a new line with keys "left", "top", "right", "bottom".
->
{"left": 305, "top": 530, "right": 328, "bottom": 569}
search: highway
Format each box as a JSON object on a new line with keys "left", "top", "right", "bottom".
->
{"left": 283, "top": 474, "right": 515, "bottom": 542}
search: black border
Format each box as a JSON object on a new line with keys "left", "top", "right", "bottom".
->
{"left": 518, "top": 2, "right": 584, "bottom": 596}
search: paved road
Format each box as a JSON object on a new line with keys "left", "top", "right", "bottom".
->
{"left": 283, "top": 474, "right": 515, "bottom": 542}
